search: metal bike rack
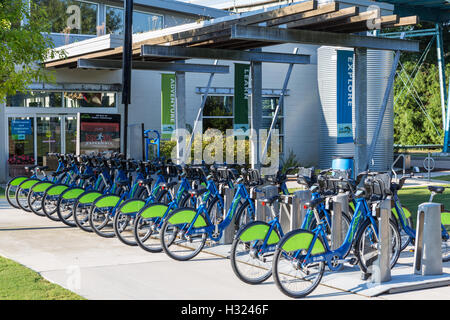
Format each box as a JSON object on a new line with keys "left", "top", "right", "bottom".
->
{"left": 374, "top": 197, "right": 392, "bottom": 283}
{"left": 331, "top": 192, "right": 348, "bottom": 250}
{"left": 219, "top": 186, "right": 236, "bottom": 245}
{"left": 255, "top": 185, "right": 279, "bottom": 222}
{"left": 279, "top": 189, "right": 311, "bottom": 233}
{"left": 413, "top": 202, "right": 443, "bottom": 275}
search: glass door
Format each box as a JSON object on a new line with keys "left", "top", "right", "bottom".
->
{"left": 65, "top": 115, "right": 78, "bottom": 155}
{"left": 37, "top": 116, "right": 62, "bottom": 170}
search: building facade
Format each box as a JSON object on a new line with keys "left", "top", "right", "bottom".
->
{"left": 1, "top": 0, "right": 396, "bottom": 182}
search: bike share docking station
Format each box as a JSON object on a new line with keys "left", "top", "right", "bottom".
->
{"left": 413, "top": 203, "right": 443, "bottom": 276}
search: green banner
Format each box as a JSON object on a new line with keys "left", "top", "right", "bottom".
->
{"left": 234, "top": 63, "right": 250, "bottom": 135}
{"left": 161, "top": 74, "right": 176, "bottom": 139}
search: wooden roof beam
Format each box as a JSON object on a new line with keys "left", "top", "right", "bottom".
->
{"left": 287, "top": 6, "right": 359, "bottom": 29}
{"left": 265, "top": 2, "right": 339, "bottom": 27}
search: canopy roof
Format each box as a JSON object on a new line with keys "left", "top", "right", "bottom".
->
{"left": 374, "top": 0, "right": 450, "bottom": 23}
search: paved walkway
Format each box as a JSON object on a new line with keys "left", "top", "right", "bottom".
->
{"left": 0, "top": 199, "right": 448, "bottom": 300}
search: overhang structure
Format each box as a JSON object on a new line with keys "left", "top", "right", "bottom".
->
{"left": 43, "top": 0, "right": 421, "bottom": 171}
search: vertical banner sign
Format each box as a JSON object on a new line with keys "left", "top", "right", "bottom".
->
{"left": 161, "top": 74, "right": 176, "bottom": 139}
{"left": 234, "top": 63, "right": 250, "bottom": 134}
{"left": 336, "top": 50, "right": 354, "bottom": 144}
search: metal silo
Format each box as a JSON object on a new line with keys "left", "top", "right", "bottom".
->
{"left": 317, "top": 46, "right": 394, "bottom": 171}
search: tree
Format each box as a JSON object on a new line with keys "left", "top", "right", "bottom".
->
{"left": 0, "top": 0, "right": 64, "bottom": 102}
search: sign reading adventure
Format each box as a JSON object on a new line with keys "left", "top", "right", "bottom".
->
{"left": 161, "top": 74, "right": 176, "bottom": 139}
{"left": 234, "top": 63, "right": 250, "bottom": 135}
{"left": 336, "top": 50, "right": 354, "bottom": 144}
{"left": 79, "top": 113, "right": 121, "bottom": 154}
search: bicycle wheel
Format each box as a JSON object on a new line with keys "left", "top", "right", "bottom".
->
{"left": 27, "top": 181, "right": 53, "bottom": 216}
{"left": 89, "top": 195, "right": 121, "bottom": 238}
{"left": 134, "top": 203, "right": 173, "bottom": 253}
{"left": 73, "top": 191, "right": 103, "bottom": 232}
{"left": 230, "top": 221, "right": 280, "bottom": 284}
{"left": 234, "top": 199, "right": 256, "bottom": 234}
{"left": 354, "top": 218, "right": 401, "bottom": 274}
{"left": 272, "top": 230, "right": 326, "bottom": 298}
{"left": 56, "top": 188, "right": 85, "bottom": 227}
{"left": 160, "top": 209, "right": 208, "bottom": 261}
{"left": 113, "top": 200, "right": 146, "bottom": 246}
{"left": 16, "top": 179, "right": 40, "bottom": 212}
{"left": 442, "top": 211, "right": 450, "bottom": 262}
{"left": 6, "top": 176, "right": 29, "bottom": 209}
{"left": 41, "top": 184, "right": 69, "bottom": 221}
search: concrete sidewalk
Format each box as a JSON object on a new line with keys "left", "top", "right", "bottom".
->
{"left": 0, "top": 199, "right": 448, "bottom": 300}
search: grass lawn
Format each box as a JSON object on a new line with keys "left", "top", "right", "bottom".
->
{"left": 398, "top": 185, "right": 450, "bottom": 213}
{"left": 0, "top": 255, "right": 85, "bottom": 300}
{"left": 435, "top": 175, "right": 450, "bottom": 182}
{"left": 0, "top": 186, "right": 4, "bottom": 198}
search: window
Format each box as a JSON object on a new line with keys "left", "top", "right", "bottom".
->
{"left": 133, "top": 11, "right": 163, "bottom": 33}
{"left": 65, "top": 92, "right": 116, "bottom": 108}
{"left": 106, "top": 5, "right": 163, "bottom": 35}
{"left": 6, "top": 91, "right": 116, "bottom": 108}
{"left": 33, "top": 0, "right": 98, "bottom": 35}
{"left": 6, "top": 91, "right": 63, "bottom": 108}
{"left": 106, "top": 6, "right": 124, "bottom": 35}
{"left": 202, "top": 96, "right": 234, "bottom": 133}
{"left": 261, "top": 97, "right": 284, "bottom": 153}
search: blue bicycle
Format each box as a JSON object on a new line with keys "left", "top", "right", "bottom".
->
{"left": 159, "top": 168, "right": 260, "bottom": 261}
{"left": 88, "top": 158, "right": 156, "bottom": 238}
{"left": 113, "top": 162, "right": 201, "bottom": 246}
{"left": 230, "top": 167, "right": 352, "bottom": 285}
{"left": 272, "top": 172, "right": 402, "bottom": 298}
{"left": 132, "top": 165, "right": 219, "bottom": 252}
{"left": 9, "top": 154, "right": 68, "bottom": 212}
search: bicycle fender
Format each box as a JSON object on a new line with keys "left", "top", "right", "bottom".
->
{"left": 237, "top": 221, "right": 280, "bottom": 245}
{"left": 167, "top": 208, "right": 208, "bottom": 228}
{"left": 61, "top": 187, "right": 86, "bottom": 200}
{"left": 138, "top": 203, "right": 169, "bottom": 219}
{"left": 278, "top": 229, "right": 326, "bottom": 255}
{"left": 8, "top": 176, "right": 29, "bottom": 187}
{"left": 18, "top": 178, "right": 41, "bottom": 190}
{"left": 93, "top": 195, "right": 121, "bottom": 208}
{"left": 77, "top": 191, "right": 103, "bottom": 204}
{"left": 442, "top": 211, "right": 450, "bottom": 226}
{"left": 45, "top": 184, "right": 69, "bottom": 196}
{"left": 30, "top": 181, "right": 54, "bottom": 193}
{"left": 118, "top": 199, "right": 146, "bottom": 214}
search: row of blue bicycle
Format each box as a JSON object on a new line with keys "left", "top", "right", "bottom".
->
{"left": 5, "top": 153, "right": 450, "bottom": 298}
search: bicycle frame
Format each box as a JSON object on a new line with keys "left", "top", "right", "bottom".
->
{"left": 184, "top": 182, "right": 255, "bottom": 241}
{"left": 297, "top": 197, "right": 378, "bottom": 271}
{"left": 393, "top": 192, "right": 449, "bottom": 241}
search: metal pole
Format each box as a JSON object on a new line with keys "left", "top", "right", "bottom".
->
{"left": 250, "top": 50, "right": 263, "bottom": 170}
{"left": 121, "top": 0, "right": 133, "bottom": 157}
{"left": 366, "top": 34, "right": 404, "bottom": 171}
{"left": 176, "top": 67, "right": 186, "bottom": 165}
{"left": 185, "top": 60, "right": 219, "bottom": 163}
{"left": 436, "top": 23, "right": 447, "bottom": 130}
{"left": 354, "top": 48, "right": 367, "bottom": 175}
{"left": 261, "top": 48, "right": 299, "bottom": 163}
{"left": 445, "top": 67, "right": 450, "bottom": 153}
